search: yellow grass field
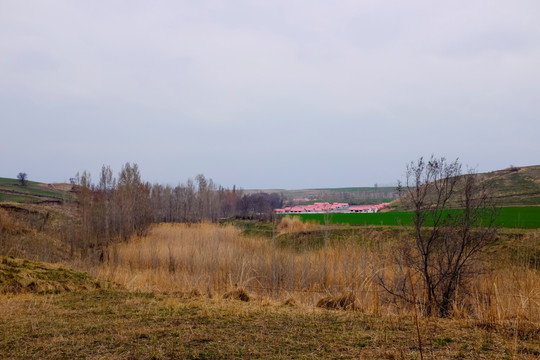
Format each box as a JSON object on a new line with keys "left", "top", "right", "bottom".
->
{"left": 93, "top": 222, "right": 540, "bottom": 325}
{"left": 1, "top": 220, "right": 539, "bottom": 359}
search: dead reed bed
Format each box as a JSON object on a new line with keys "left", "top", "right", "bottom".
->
{"left": 93, "top": 223, "right": 540, "bottom": 323}
{"left": 277, "top": 215, "right": 320, "bottom": 233}
{"left": 95, "top": 223, "right": 382, "bottom": 309}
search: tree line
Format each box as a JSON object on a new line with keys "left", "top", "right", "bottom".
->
{"left": 72, "top": 163, "right": 282, "bottom": 254}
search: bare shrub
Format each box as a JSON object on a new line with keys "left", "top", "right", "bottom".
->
{"left": 223, "top": 288, "right": 251, "bottom": 302}
{"left": 278, "top": 216, "right": 319, "bottom": 233}
{"left": 316, "top": 293, "right": 358, "bottom": 311}
{"left": 282, "top": 297, "right": 298, "bottom": 307}
{"left": 379, "top": 156, "right": 499, "bottom": 317}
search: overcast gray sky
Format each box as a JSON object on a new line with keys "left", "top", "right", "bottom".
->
{"left": 1, "top": 1, "right": 539, "bottom": 189}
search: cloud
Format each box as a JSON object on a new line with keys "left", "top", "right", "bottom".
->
{"left": 1, "top": 1, "right": 539, "bottom": 188}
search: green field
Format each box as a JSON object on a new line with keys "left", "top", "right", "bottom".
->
{"left": 0, "top": 193, "right": 39, "bottom": 203}
{"left": 288, "top": 206, "right": 540, "bottom": 229}
{"left": 0, "top": 177, "right": 73, "bottom": 203}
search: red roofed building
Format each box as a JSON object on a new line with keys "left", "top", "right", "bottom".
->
{"left": 276, "top": 202, "right": 389, "bottom": 214}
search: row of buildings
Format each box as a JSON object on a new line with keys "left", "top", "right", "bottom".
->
{"left": 275, "top": 202, "right": 389, "bottom": 214}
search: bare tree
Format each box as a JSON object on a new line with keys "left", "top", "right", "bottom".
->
{"left": 378, "top": 156, "right": 498, "bottom": 317}
{"left": 17, "top": 172, "right": 28, "bottom": 186}
{"left": 117, "top": 163, "right": 152, "bottom": 238}
{"left": 98, "top": 165, "right": 115, "bottom": 242}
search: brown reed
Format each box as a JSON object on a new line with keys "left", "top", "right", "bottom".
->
{"left": 92, "top": 223, "right": 540, "bottom": 323}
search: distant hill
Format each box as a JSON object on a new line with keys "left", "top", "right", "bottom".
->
{"left": 245, "top": 165, "right": 540, "bottom": 208}
{"left": 0, "top": 177, "right": 74, "bottom": 204}
{"left": 388, "top": 165, "right": 540, "bottom": 210}
{"left": 2, "top": 164, "right": 539, "bottom": 207}
{"left": 243, "top": 186, "right": 399, "bottom": 205}
{"left": 480, "top": 165, "right": 540, "bottom": 206}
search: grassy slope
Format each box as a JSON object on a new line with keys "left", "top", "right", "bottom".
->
{"left": 247, "top": 165, "right": 540, "bottom": 207}
{"left": 0, "top": 201, "right": 77, "bottom": 263}
{"left": 0, "top": 256, "right": 107, "bottom": 294}
{"left": 484, "top": 165, "right": 540, "bottom": 205}
{"left": 1, "top": 257, "right": 538, "bottom": 359}
{"left": 0, "top": 177, "right": 73, "bottom": 203}
{"left": 1, "top": 290, "right": 539, "bottom": 359}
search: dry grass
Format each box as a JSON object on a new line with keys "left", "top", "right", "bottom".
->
{"left": 92, "top": 223, "right": 540, "bottom": 326}
{"left": 317, "top": 292, "right": 359, "bottom": 310}
{"left": 0, "top": 221, "right": 538, "bottom": 359}
{"left": 94, "top": 223, "right": 384, "bottom": 310}
{"left": 0, "top": 208, "right": 26, "bottom": 235}
{"left": 277, "top": 215, "right": 320, "bottom": 233}
{"left": 223, "top": 288, "right": 251, "bottom": 302}
{"left": 0, "top": 206, "right": 70, "bottom": 262}
{"left": 0, "top": 256, "right": 111, "bottom": 295}
{"left": 1, "top": 290, "right": 539, "bottom": 359}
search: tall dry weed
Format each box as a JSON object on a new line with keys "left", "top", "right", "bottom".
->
{"left": 277, "top": 216, "right": 319, "bottom": 234}
{"left": 95, "top": 223, "right": 384, "bottom": 312}
{"left": 0, "top": 208, "right": 23, "bottom": 234}
{"left": 92, "top": 223, "right": 540, "bottom": 323}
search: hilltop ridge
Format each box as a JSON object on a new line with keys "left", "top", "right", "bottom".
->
{"left": 2, "top": 164, "right": 540, "bottom": 207}
{"left": 0, "top": 177, "right": 73, "bottom": 204}
{"left": 480, "top": 165, "right": 540, "bottom": 205}
{"left": 244, "top": 165, "right": 540, "bottom": 207}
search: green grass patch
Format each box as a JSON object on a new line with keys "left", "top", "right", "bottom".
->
{"left": 0, "top": 193, "right": 40, "bottom": 203}
{"left": 0, "top": 177, "right": 43, "bottom": 189}
{"left": 287, "top": 211, "right": 413, "bottom": 227}
{"left": 495, "top": 207, "right": 540, "bottom": 228}
{"left": 288, "top": 206, "right": 540, "bottom": 229}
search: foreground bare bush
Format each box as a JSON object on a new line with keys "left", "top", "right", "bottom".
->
{"left": 389, "top": 156, "right": 499, "bottom": 317}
